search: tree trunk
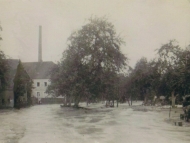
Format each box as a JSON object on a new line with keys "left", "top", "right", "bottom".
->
{"left": 15, "top": 98, "right": 20, "bottom": 109}
{"left": 73, "top": 103, "right": 79, "bottom": 108}
{"left": 64, "top": 95, "right": 67, "bottom": 106}
{"left": 14, "top": 92, "right": 16, "bottom": 107}
{"left": 144, "top": 94, "right": 147, "bottom": 105}
{"left": 68, "top": 96, "right": 71, "bottom": 107}
{"left": 131, "top": 96, "right": 132, "bottom": 106}
{"left": 117, "top": 100, "right": 119, "bottom": 107}
{"left": 74, "top": 96, "right": 79, "bottom": 108}
{"left": 86, "top": 97, "right": 89, "bottom": 106}
{"left": 73, "top": 95, "right": 81, "bottom": 108}
{"left": 171, "top": 91, "right": 176, "bottom": 108}
{"left": 112, "top": 100, "right": 114, "bottom": 107}
{"left": 74, "top": 100, "right": 80, "bottom": 108}
{"left": 127, "top": 98, "right": 130, "bottom": 106}
{"left": 102, "top": 95, "right": 104, "bottom": 104}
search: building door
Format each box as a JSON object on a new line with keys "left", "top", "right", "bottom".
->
{"left": 37, "top": 92, "right": 41, "bottom": 104}
{"left": 37, "top": 92, "right": 40, "bottom": 97}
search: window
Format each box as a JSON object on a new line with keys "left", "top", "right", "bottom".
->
{"left": 2, "top": 99, "right": 5, "bottom": 105}
{"left": 37, "top": 82, "right": 40, "bottom": 87}
{"left": 37, "top": 92, "right": 40, "bottom": 96}
{"left": 44, "top": 82, "right": 47, "bottom": 86}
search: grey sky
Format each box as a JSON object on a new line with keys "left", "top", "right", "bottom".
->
{"left": 0, "top": 0, "right": 190, "bottom": 67}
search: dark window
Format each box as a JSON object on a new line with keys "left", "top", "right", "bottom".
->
{"left": 2, "top": 99, "right": 5, "bottom": 104}
{"left": 37, "top": 82, "right": 40, "bottom": 87}
{"left": 7, "top": 98, "right": 10, "bottom": 103}
{"left": 44, "top": 82, "right": 47, "bottom": 86}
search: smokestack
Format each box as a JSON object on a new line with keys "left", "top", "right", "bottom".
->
{"left": 38, "top": 25, "right": 42, "bottom": 62}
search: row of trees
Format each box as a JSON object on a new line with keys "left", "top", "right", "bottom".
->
{"left": 126, "top": 40, "right": 190, "bottom": 107}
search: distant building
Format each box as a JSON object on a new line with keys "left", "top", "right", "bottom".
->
{"left": 0, "top": 26, "right": 57, "bottom": 107}
{"left": 22, "top": 61, "right": 56, "bottom": 99}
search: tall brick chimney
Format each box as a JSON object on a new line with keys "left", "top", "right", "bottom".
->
{"left": 38, "top": 25, "right": 42, "bottom": 62}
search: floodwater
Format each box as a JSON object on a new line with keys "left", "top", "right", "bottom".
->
{"left": 0, "top": 102, "right": 190, "bottom": 143}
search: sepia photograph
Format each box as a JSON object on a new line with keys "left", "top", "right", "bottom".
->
{"left": 0, "top": 0, "right": 190, "bottom": 142}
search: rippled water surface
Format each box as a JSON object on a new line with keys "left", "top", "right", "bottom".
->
{"left": 0, "top": 103, "right": 190, "bottom": 143}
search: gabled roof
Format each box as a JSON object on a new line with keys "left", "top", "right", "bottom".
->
{"left": 22, "top": 61, "right": 56, "bottom": 79}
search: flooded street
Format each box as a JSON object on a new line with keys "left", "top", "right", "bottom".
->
{"left": 0, "top": 103, "right": 190, "bottom": 143}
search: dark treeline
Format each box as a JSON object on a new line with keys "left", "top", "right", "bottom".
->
{"left": 126, "top": 40, "right": 190, "bottom": 107}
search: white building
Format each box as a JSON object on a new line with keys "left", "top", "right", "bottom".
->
{"left": 23, "top": 61, "right": 56, "bottom": 98}
{"left": 33, "top": 79, "right": 50, "bottom": 98}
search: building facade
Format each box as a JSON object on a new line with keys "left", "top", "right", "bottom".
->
{"left": 32, "top": 79, "right": 51, "bottom": 98}
{"left": 22, "top": 61, "right": 56, "bottom": 100}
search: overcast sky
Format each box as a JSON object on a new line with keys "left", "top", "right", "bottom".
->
{"left": 1, "top": 0, "right": 190, "bottom": 67}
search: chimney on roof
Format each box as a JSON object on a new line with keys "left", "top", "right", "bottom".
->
{"left": 38, "top": 25, "right": 42, "bottom": 62}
